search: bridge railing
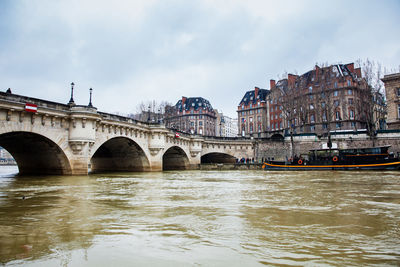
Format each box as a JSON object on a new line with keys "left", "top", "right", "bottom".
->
{"left": 98, "top": 111, "right": 162, "bottom": 127}
{"left": 0, "top": 92, "right": 70, "bottom": 111}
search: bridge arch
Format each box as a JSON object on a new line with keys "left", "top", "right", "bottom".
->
{"left": 201, "top": 152, "right": 236, "bottom": 164}
{"left": 0, "top": 132, "right": 72, "bottom": 175}
{"left": 162, "top": 146, "right": 189, "bottom": 170}
{"left": 271, "top": 133, "right": 284, "bottom": 141}
{"left": 90, "top": 137, "right": 150, "bottom": 173}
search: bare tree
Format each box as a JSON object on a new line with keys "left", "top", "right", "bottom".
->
{"left": 279, "top": 79, "right": 299, "bottom": 158}
{"left": 134, "top": 100, "right": 173, "bottom": 122}
{"left": 356, "top": 59, "right": 386, "bottom": 145}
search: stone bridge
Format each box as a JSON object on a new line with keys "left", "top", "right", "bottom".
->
{"left": 0, "top": 92, "right": 254, "bottom": 175}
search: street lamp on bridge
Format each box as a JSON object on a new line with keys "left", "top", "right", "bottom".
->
{"left": 88, "top": 88, "right": 93, "bottom": 107}
{"left": 68, "top": 82, "right": 75, "bottom": 106}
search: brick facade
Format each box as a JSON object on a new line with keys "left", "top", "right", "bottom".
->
{"left": 237, "top": 87, "right": 270, "bottom": 137}
{"left": 165, "top": 96, "right": 216, "bottom": 136}
{"left": 269, "top": 63, "right": 382, "bottom": 136}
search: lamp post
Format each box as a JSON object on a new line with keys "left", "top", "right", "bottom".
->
{"left": 88, "top": 88, "right": 93, "bottom": 107}
{"left": 147, "top": 105, "right": 151, "bottom": 122}
{"left": 68, "top": 82, "right": 75, "bottom": 105}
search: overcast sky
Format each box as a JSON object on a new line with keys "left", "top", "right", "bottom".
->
{"left": 1, "top": 0, "right": 399, "bottom": 117}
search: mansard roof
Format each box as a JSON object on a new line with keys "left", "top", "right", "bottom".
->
{"left": 239, "top": 88, "right": 270, "bottom": 106}
{"left": 175, "top": 97, "right": 214, "bottom": 112}
{"left": 273, "top": 63, "right": 358, "bottom": 90}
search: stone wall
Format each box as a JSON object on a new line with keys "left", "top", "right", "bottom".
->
{"left": 256, "top": 132, "right": 400, "bottom": 161}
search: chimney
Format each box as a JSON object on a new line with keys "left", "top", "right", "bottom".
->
{"left": 354, "top": 68, "right": 362, "bottom": 78}
{"left": 315, "top": 65, "right": 320, "bottom": 78}
{"left": 346, "top": 63, "right": 354, "bottom": 73}
{"left": 254, "top": 87, "right": 259, "bottom": 98}
{"left": 270, "top": 79, "right": 276, "bottom": 89}
{"left": 182, "top": 96, "right": 187, "bottom": 106}
{"left": 288, "top": 74, "right": 297, "bottom": 87}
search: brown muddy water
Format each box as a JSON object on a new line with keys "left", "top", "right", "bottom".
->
{"left": 0, "top": 166, "right": 399, "bottom": 266}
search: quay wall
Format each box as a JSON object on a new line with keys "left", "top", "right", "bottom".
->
{"left": 256, "top": 132, "right": 400, "bottom": 161}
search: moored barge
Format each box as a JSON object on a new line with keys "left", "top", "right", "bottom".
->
{"left": 263, "top": 146, "right": 400, "bottom": 170}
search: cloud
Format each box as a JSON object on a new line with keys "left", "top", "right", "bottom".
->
{"left": 0, "top": 0, "right": 399, "bottom": 118}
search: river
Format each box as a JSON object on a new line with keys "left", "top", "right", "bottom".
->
{"left": 0, "top": 166, "right": 399, "bottom": 266}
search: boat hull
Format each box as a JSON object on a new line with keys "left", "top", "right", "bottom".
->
{"left": 263, "top": 161, "right": 400, "bottom": 170}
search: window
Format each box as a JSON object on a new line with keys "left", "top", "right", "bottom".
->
{"left": 348, "top": 89, "right": 353, "bottom": 95}
{"left": 348, "top": 98, "right": 353, "bottom": 105}
{"left": 309, "top": 95, "right": 313, "bottom": 100}
{"left": 249, "top": 117, "right": 253, "bottom": 122}
{"left": 310, "top": 104, "right": 314, "bottom": 110}
{"left": 310, "top": 114, "right": 315, "bottom": 123}
{"left": 258, "top": 116, "right": 261, "bottom": 122}
{"left": 321, "top": 102, "right": 326, "bottom": 108}
{"left": 190, "top": 122, "right": 194, "bottom": 127}
{"left": 309, "top": 86, "right": 312, "bottom": 92}
{"left": 199, "top": 121, "right": 203, "bottom": 126}
{"left": 334, "top": 90, "right": 338, "bottom": 96}
{"left": 334, "top": 100, "right": 340, "bottom": 107}
{"left": 241, "top": 118, "right": 245, "bottom": 123}
{"left": 322, "top": 123, "right": 328, "bottom": 129}
{"left": 349, "top": 109, "right": 355, "bottom": 119}
{"left": 398, "top": 104, "right": 400, "bottom": 118}
{"left": 351, "top": 121, "right": 356, "bottom": 128}
{"left": 310, "top": 124, "right": 315, "bottom": 131}
{"left": 335, "top": 110, "right": 341, "bottom": 121}
{"left": 250, "top": 124, "right": 253, "bottom": 133}
{"left": 334, "top": 82, "right": 338, "bottom": 88}
{"left": 258, "top": 124, "right": 261, "bottom": 132}
{"left": 397, "top": 88, "right": 400, "bottom": 96}
{"left": 322, "top": 112, "right": 327, "bottom": 121}
{"left": 336, "top": 122, "right": 342, "bottom": 129}
{"left": 242, "top": 104, "right": 244, "bottom": 109}
{"left": 347, "top": 80, "right": 351, "bottom": 86}
{"left": 250, "top": 103, "right": 252, "bottom": 108}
